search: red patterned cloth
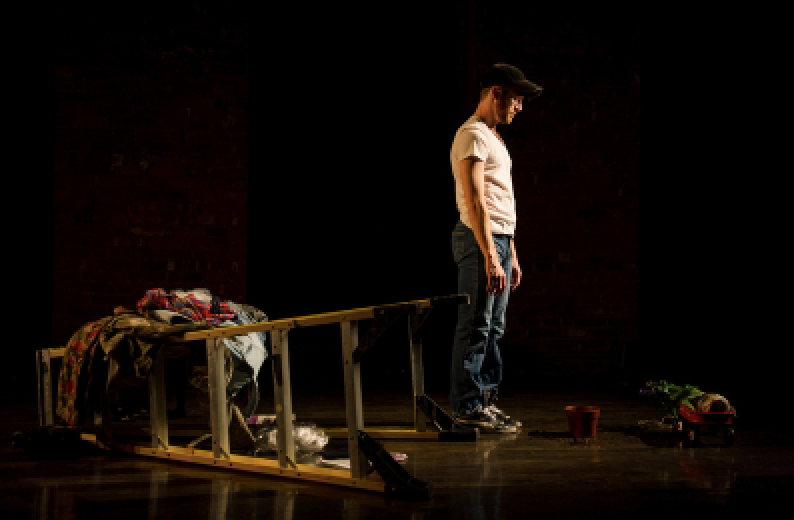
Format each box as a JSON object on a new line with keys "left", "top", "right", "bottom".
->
{"left": 136, "top": 288, "right": 236, "bottom": 326}
{"left": 56, "top": 306, "right": 212, "bottom": 427}
{"left": 55, "top": 316, "right": 114, "bottom": 427}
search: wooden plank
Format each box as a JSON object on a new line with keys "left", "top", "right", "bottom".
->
{"left": 206, "top": 338, "right": 230, "bottom": 459}
{"left": 271, "top": 329, "right": 296, "bottom": 469}
{"left": 371, "top": 294, "right": 468, "bottom": 311}
{"left": 181, "top": 308, "right": 377, "bottom": 341}
{"left": 47, "top": 348, "right": 66, "bottom": 359}
{"left": 79, "top": 434, "right": 385, "bottom": 493}
{"left": 341, "top": 321, "right": 368, "bottom": 480}
{"left": 148, "top": 349, "right": 168, "bottom": 450}
{"left": 43, "top": 349, "right": 55, "bottom": 427}
{"left": 178, "top": 294, "right": 467, "bottom": 342}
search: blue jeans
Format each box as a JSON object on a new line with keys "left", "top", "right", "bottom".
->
{"left": 450, "top": 220, "right": 512, "bottom": 415}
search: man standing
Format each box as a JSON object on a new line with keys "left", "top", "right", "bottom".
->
{"left": 449, "top": 63, "right": 542, "bottom": 432}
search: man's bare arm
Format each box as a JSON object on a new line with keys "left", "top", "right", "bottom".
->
{"left": 460, "top": 157, "right": 506, "bottom": 295}
{"left": 509, "top": 236, "right": 521, "bottom": 290}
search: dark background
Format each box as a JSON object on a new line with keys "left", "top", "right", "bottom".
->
{"left": 6, "top": 2, "right": 778, "bottom": 426}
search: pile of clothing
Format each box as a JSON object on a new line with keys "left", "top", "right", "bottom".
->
{"left": 136, "top": 288, "right": 238, "bottom": 326}
{"left": 56, "top": 288, "right": 269, "bottom": 428}
{"left": 644, "top": 380, "right": 737, "bottom": 417}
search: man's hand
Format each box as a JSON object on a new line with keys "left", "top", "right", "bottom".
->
{"left": 510, "top": 259, "right": 522, "bottom": 291}
{"left": 486, "top": 255, "right": 507, "bottom": 296}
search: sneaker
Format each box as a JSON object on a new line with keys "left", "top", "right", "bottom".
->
{"left": 484, "top": 405, "right": 522, "bottom": 429}
{"left": 455, "top": 408, "right": 518, "bottom": 434}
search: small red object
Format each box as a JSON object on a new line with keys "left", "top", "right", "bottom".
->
{"left": 677, "top": 403, "right": 734, "bottom": 425}
{"left": 565, "top": 406, "right": 600, "bottom": 439}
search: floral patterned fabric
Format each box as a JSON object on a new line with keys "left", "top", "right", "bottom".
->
{"left": 55, "top": 306, "right": 211, "bottom": 427}
{"left": 55, "top": 317, "right": 113, "bottom": 427}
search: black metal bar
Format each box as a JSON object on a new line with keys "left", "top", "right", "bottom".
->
{"left": 415, "top": 394, "right": 478, "bottom": 441}
{"left": 356, "top": 430, "right": 433, "bottom": 500}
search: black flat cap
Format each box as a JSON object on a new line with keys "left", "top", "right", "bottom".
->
{"left": 480, "top": 63, "right": 543, "bottom": 99}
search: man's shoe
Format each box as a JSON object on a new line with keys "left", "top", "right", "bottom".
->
{"left": 454, "top": 409, "right": 496, "bottom": 429}
{"left": 484, "top": 405, "right": 522, "bottom": 429}
{"left": 455, "top": 408, "right": 517, "bottom": 434}
{"left": 487, "top": 419, "right": 518, "bottom": 434}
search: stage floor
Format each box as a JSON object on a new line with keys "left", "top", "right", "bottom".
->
{"left": 2, "top": 388, "right": 793, "bottom": 519}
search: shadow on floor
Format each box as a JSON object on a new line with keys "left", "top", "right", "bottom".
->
{"left": 600, "top": 424, "right": 680, "bottom": 447}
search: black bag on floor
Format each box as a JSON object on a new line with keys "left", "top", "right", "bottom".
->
{"left": 11, "top": 426, "right": 102, "bottom": 459}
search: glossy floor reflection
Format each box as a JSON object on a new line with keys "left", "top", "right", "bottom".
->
{"left": 2, "top": 389, "right": 793, "bottom": 519}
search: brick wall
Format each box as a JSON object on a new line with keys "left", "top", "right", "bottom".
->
{"left": 242, "top": 6, "right": 642, "bottom": 390}
{"left": 37, "top": 4, "right": 782, "bottom": 423}
{"left": 49, "top": 3, "right": 640, "bottom": 391}
{"left": 53, "top": 29, "right": 248, "bottom": 347}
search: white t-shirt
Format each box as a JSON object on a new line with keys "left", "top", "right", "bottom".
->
{"left": 449, "top": 115, "right": 516, "bottom": 235}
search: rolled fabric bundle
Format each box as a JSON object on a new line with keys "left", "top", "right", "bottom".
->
{"left": 694, "top": 393, "right": 733, "bottom": 413}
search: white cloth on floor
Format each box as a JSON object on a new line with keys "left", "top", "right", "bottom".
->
{"left": 695, "top": 393, "right": 733, "bottom": 413}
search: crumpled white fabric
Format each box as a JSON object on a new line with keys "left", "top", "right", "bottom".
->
{"left": 218, "top": 324, "right": 266, "bottom": 382}
{"left": 695, "top": 393, "right": 734, "bottom": 413}
{"left": 151, "top": 309, "right": 194, "bottom": 325}
{"left": 254, "top": 422, "right": 329, "bottom": 455}
{"left": 218, "top": 305, "right": 267, "bottom": 381}
{"left": 170, "top": 288, "right": 214, "bottom": 305}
